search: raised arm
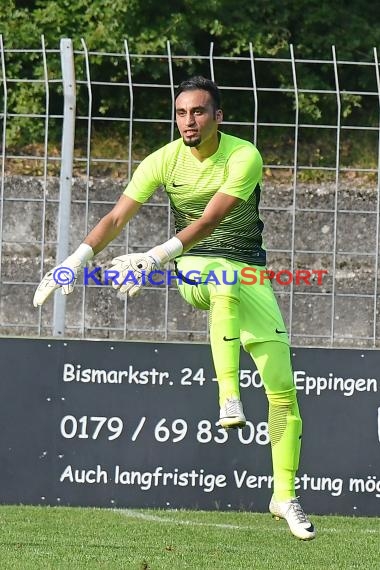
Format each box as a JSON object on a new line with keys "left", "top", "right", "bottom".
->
{"left": 83, "top": 195, "right": 142, "bottom": 254}
{"left": 108, "top": 192, "right": 243, "bottom": 298}
{"left": 175, "top": 192, "right": 242, "bottom": 251}
{"left": 33, "top": 195, "right": 142, "bottom": 306}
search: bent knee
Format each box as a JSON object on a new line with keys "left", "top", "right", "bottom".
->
{"left": 266, "top": 387, "right": 297, "bottom": 406}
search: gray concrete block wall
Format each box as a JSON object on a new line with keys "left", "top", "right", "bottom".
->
{"left": 1, "top": 175, "right": 379, "bottom": 348}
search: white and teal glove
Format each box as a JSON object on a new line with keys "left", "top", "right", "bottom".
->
{"left": 109, "top": 236, "right": 183, "bottom": 298}
{"left": 33, "top": 243, "right": 94, "bottom": 307}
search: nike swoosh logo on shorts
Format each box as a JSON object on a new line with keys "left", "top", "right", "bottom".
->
{"left": 223, "top": 336, "right": 240, "bottom": 341}
{"left": 275, "top": 328, "right": 287, "bottom": 334}
{"left": 173, "top": 182, "right": 185, "bottom": 187}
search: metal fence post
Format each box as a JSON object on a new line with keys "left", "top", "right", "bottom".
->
{"left": 0, "top": 35, "right": 7, "bottom": 292}
{"left": 53, "top": 38, "right": 76, "bottom": 336}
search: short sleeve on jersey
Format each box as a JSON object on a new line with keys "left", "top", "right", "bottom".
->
{"left": 123, "top": 148, "right": 165, "bottom": 204}
{"left": 217, "top": 145, "right": 263, "bottom": 202}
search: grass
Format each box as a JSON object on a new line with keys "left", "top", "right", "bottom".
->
{"left": 0, "top": 505, "right": 379, "bottom": 569}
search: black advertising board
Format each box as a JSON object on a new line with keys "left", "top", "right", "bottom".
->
{"left": 0, "top": 338, "right": 379, "bottom": 515}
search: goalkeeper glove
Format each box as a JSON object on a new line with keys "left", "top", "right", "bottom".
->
{"left": 110, "top": 236, "right": 183, "bottom": 298}
{"left": 33, "top": 243, "right": 94, "bottom": 307}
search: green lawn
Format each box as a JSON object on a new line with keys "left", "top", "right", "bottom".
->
{"left": 0, "top": 505, "right": 379, "bottom": 569}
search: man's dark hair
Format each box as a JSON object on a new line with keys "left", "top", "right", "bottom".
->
{"left": 174, "top": 76, "right": 221, "bottom": 110}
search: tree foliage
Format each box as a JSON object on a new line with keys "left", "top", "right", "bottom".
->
{"left": 1, "top": 0, "right": 380, "bottom": 148}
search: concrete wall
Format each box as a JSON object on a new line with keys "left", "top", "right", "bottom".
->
{"left": 1, "top": 175, "right": 379, "bottom": 347}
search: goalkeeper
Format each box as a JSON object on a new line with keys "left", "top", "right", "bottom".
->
{"left": 34, "top": 76, "right": 315, "bottom": 540}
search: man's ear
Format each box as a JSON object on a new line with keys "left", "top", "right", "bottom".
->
{"left": 216, "top": 109, "right": 223, "bottom": 124}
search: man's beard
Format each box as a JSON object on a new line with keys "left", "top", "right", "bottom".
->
{"left": 183, "top": 136, "right": 201, "bottom": 147}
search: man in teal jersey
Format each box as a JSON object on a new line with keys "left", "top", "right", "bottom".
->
{"left": 33, "top": 76, "right": 315, "bottom": 540}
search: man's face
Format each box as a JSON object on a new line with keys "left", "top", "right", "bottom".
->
{"left": 175, "top": 89, "right": 222, "bottom": 148}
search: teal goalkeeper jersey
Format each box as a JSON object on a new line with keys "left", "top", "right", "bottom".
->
{"left": 123, "top": 132, "right": 266, "bottom": 265}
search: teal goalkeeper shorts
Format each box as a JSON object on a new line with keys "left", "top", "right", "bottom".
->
{"left": 175, "top": 255, "right": 290, "bottom": 350}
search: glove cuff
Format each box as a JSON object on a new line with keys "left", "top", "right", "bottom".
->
{"left": 147, "top": 237, "right": 183, "bottom": 266}
{"left": 74, "top": 243, "right": 94, "bottom": 265}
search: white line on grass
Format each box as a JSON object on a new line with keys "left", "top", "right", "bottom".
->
{"left": 114, "top": 509, "right": 378, "bottom": 534}
{"left": 116, "top": 509, "right": 243, "bottom": 530}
